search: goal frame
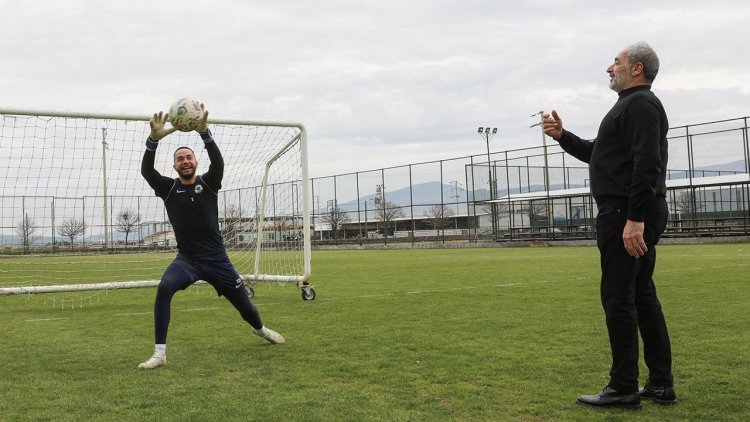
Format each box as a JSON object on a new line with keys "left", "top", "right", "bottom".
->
{"left": 0, "top": 107, "right": 311, "bottom": 295}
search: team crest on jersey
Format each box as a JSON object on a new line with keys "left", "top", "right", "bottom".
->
{"left": 194, "top": 184, "right": 204, "bottom": 194}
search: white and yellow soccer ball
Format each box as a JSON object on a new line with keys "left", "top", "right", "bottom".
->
{"left": 168, "top": 98, "right": 203, "bottom": 132}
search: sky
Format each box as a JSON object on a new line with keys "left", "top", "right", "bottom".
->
{"left": 1, "top": 0, "right": 749, "bottom": 178}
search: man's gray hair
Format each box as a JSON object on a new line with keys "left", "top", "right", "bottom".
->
{"left": 626, "top": 42, "right": 659, "bottom": 83}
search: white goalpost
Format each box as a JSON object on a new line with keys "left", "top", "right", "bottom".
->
{"left": 0, "top": 107, "right": 314, "bottom": 300}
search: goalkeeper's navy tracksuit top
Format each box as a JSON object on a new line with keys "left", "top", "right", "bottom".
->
{"left": 140, "top": 130, "right": 227, "bottom": 259}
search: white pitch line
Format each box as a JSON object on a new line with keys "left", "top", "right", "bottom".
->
{"left": 351, "top": 277, "right": 589, "bottom": 300}
{"left": 114, "top": 312, "right": 151, "bottom": 316}
{"left": 662, "top": 267, "right": 704, "bottom": 273}
{"left": 26, "top": 317, "right": 69, "bottom": 322}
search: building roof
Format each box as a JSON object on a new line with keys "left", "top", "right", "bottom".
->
{"left": 488, "top": 173, "right": 750, "bottom": 203}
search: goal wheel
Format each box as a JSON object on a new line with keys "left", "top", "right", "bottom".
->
{"left": 301, "top": 287, "right": 316, "bottom": 301}
{"left": 245, "top": 286, "right": 255, "bottom": 298}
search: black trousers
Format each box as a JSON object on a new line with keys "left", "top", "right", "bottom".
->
{"left": 595, "top": 197, "right": 673, "bottom": 393}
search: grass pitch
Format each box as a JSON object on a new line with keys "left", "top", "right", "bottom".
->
{"left": 1, "top": 244, "right": 749, "bottom": 421}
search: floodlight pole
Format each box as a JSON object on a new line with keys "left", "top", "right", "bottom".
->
{"left": 529, "top": 112, "right": 550, "bottom": 194}
{"left": 477, "top": 127, "right": 498, "bottom": 239}
{"left": 530, "top": 111, "right": 553, "bottom": 229}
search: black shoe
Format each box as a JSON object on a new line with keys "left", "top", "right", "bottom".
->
{"left": 639, "top": 381, "right": 677, "bottom": 405}
{"left": 576, "top": 386, "right": 641, "bottom": 409}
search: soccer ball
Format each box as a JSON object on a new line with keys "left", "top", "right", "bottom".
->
{"left": 168, "top": 98, "right": 203, "bottom": 132}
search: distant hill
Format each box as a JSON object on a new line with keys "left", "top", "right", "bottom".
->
{"left": 331, "top": 181, "right": 578, "bottom": 212}
{"left": 329, "top": 181, "right": 484, "bottom": 213}
{"left": 695, "top": 160, "right": 746, "bottom": 173}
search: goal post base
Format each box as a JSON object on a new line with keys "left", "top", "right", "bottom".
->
{"left": 0, "top": 280, "right": 160, "bottom": 296}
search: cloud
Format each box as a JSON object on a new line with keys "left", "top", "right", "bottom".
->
{"left": 1, "top": 1, "right": 748, "bottom": 178}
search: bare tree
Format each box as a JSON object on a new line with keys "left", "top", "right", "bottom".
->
{"left": 57, "top": 218, "right": 87, "bottom": 249}
{"left": 479, "top": 201, "right": 510, "bottom": 224}
{"left": 519, "top": 199, "right": 549, "bottom": 226}
{"left": 16, "top": 213, "right": 35, "bottom": 253}
{"left": 221, "top": 204, "right": 242, "bottom": 244}
{"left": 273, "top": 217, "right": 299, "bottom": 241}
{"left": 115, "top": 208, "right": 141, "bottom": 244}
{"left": 275, "top": 217, "right": 296, "bottom": 231}
{"left": 424, "top": 204, "right": 454, "bottom": 230}
{"left": 674, "top": 190, "right": 702, "bottom": 215}
{"left": 321, "top": 207, "right": 350, "bottom": 239}
{"left": 374, "top": 201, "right": 404, "bottom": 235}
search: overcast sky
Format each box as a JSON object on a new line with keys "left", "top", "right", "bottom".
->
{"left": 1, "top": 0, "right": 748, "bottom": 177}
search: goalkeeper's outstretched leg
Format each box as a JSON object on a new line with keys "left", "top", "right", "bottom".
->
{"left": 221, "top": 283, "right": 287, "bottom": 344}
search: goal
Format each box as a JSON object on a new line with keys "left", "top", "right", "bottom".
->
{"left": 0, "top": 108, "right": 313, "bottom": 300}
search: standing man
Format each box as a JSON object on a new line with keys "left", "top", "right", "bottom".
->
{"left": 139, "top": 107, "right": 285, "bottom": 370}
{"left": 543, "top": 42, "right": 676, "bottom": 408}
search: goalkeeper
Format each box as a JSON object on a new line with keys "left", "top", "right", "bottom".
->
{"left": 138, "top": 106, "right": 285, "bottom": 370}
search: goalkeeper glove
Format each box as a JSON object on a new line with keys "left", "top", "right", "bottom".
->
{"left": 149, "top": 111, "right": 177, "bottom": 141}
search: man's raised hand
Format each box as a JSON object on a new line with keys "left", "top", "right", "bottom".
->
{"left": 542, "top": 110, "right": 564, "bottom": 140}
{"left": 195, "top": 104, "right": 209, "bottom": 134}
{"left": 149, "top": 111, "right": 177, "bottom": 141}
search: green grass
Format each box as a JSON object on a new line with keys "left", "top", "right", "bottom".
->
{"left": 1, "top": 244, "right": 749, "bottom": 421}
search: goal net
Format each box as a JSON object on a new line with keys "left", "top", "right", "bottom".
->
{"left": 0, "top": 108, "right": 311, "bottom": 296}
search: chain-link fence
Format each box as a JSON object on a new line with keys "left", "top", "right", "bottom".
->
{"left": 311, "top": 116, "right": 750, "bottom": 245}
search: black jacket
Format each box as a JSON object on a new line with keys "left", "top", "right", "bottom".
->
{"left": 556, "top": 85, "right": 668, "bottom": 221}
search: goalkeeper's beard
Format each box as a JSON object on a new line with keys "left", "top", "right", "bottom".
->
{"left": 177, "top": 166, "right": 196, "bottom": 182}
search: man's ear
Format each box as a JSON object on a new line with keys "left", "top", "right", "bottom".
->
{"left": 631, "top": 62, "right": 644, "bottom": 77}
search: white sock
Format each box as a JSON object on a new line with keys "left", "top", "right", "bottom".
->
{"left": 253, "top": 326, "right": 266, "bottom": 335}
{"left": 155, "top": 344, "right": 166, "bottom": 357}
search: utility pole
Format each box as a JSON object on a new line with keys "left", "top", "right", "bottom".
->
{"left": 101, "top": 128, "right": 109, "bottom": 249}
{"left": 314, "top": 194, "right": 321, "bottom": 240}
{"left": 374, "top": 184, "right": 384, "bottom": 238}
{"left": 326, "top": 199, "right": 336, "bottom": 240}
{"left": 450, "top": 180, "right": 463, "bottom": 230}
{"left": 363, "top": 200, "right": 368, "bottom": 241}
